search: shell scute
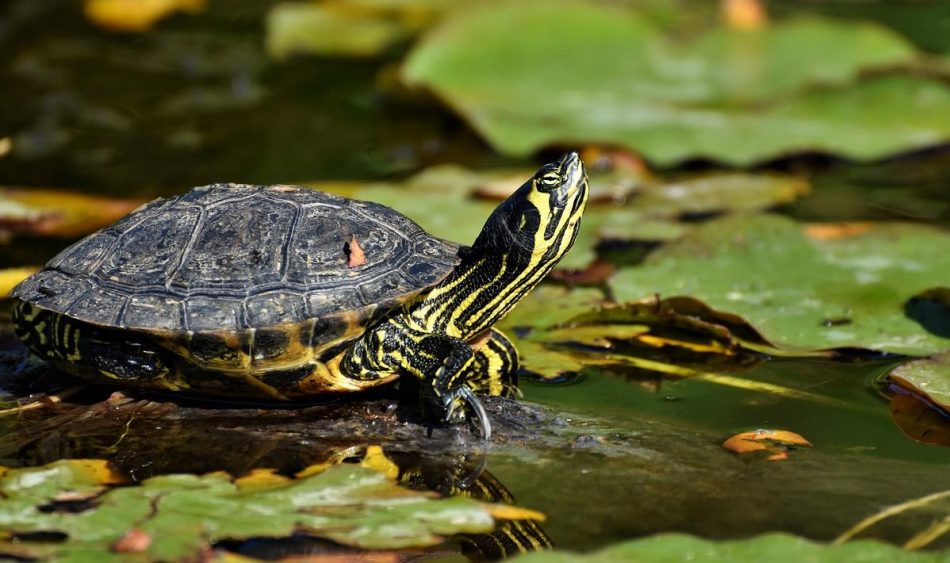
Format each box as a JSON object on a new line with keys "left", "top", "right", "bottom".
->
{"left": 98, "top": 206, "right": 200, "bottom": 292}
{"left": 16, "top": 270, "right": 90, "bottom": 313}
{"left": 185, "top": 297, "right": 243, "bottom": 332}
{"left": 66, "top": 286, "right": 127, "bottom": 327}
{"left": 122, "top": 294, "right": 184, "bottom": 331}
{"left": 245, "top": 290, "right": 306, "bottom": 327}
{"left": 171, "top": 196, "right": 296, "bottom": 293}
{"left": 49, "top": 231, "right": 118, "bottom": 275}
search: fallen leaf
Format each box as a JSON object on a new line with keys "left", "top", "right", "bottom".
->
{"left": 233, "top": 468, "right": 290, "bottom": 490}
{"left": 723, "top": 429, "right": 812, "bottom": 460}
{"left": 0, "top": 267, "right": 38, "bottom": 296}
{"left": 722, "top": 0, "right": 768, "bottom": 30}
{"left": 84, "top": 0, "right": 206, "bottom": 32}
{"left": 805, "top": 222, "right": 874, "bottom": 240}
{"left": 359, "top": 445, "right": 399, "bottom": 481}
{"left": 112, "top": 528, "right": 151, "bottom": 553}
{"left": 0, "top": 188, "right": 145, "bottom": 238}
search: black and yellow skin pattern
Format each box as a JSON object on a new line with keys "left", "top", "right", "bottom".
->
{"left": 14, "top": 302, "right": 173, "bottom": 383}
{"left": 341, "top": 152, "right": 589, "bottom": 436}
{"left": 12, "top": 153, "right": 588, "bottom": 438}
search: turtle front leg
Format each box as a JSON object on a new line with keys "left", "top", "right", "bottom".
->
{"left": 340, "top": 325, "right": 518, "bottom": 439}
{"left": 459, "top": 329, "right": 520, "bottom": 399}
{"left": 418, "top": 330, "right": 521, "bottom": 439}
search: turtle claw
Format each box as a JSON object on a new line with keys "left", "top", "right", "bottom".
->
{"left": 420, "top": 338, "right": 492, "bottom": 440}
{"left": 443, "top": 386, "right": 491, "bottom": 441}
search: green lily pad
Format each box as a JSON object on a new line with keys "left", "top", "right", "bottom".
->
{"left": 633, "top": 173, "right": 809, "bottom": 217}
{"left": 266, "top": 1, "right": 424, "bottom": 58}
{"left": 610, "top": 214, "right": 950, "bottom": 355}
{"left": 891, "top": 353, "right": 950, "bottom": 412}
{"left": 310, "top": 163, "right": 809, "bottom": 270}
{"left": 510, "top": 533, "right": 946, "bottom": 562}
{"left": 0, "top": 459, "right": 533, "bottom": 561}
{"left": 403, "top": 2, "right": 949, "bottom": 165}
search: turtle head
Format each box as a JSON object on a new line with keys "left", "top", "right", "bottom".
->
{"left": 473, "top": 152, "right": 589, "bottom": 265}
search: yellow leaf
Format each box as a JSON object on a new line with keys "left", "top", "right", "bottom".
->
{"left": 482, "top": 503, "right": 546, "bottom": 522}
{"left": 359, "top": 445, "right": 399, "bottom": 481}
{"left": 0, "top": 188, "right": 145, "bottom": 238}
{"left": 294, "top": 462, "right": 334, "bottom": 480}
{"left": 234, "top": 468, "right": 291, "bottom": 490}
{"left": 71, "top": 459, "right": 127, "bottom": 485}
{"left": 0, "top": 267, "right": 38, "bottom": 296}
{"left": 721, "top": 0, "right": 768, "bottom": 30}
{"left": 84, "top": 0, "right": 206, "bottom": 33}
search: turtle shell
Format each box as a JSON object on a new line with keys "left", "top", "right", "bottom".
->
{"left": 13, "top": 184, "right": 460, "bottom": 337}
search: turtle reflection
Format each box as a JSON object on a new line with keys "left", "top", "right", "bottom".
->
{"left": 120, "top": 442, "right": 552, "bottom": 561}
{"left": 3, "top": 397, "right": 550, "bottom": 561}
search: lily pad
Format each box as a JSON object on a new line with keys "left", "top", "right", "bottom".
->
{"left": 510, "top": 533, "right": 946, "bottom": 562}
{"left": 0, "top": 459, "right": 536, "bottom": 561}
{"left": 610, "top": 214, "right": 950, "bottom": 355}
{"left": 890, "top": 353, "right": 950, "bottom": 412}
{"left": 311, "top": 162, "right": 809, "bottom": 269}
{"left": 402, "top": 2, "right": 950, "bottom": 165}
{"left": 266, "top": 1, "right": 424, "bottom": 59}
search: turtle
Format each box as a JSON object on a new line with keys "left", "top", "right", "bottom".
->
{"left": 11, "top": 152, "right": 588, "bottom": 438}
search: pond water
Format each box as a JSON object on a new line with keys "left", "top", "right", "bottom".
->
{"left": 1, "top": 0, "right": 948, "bottom": 559}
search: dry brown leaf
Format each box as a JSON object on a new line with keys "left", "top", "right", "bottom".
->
{"left": 112, "top": 528, "right": 152, "bottom": 553}
{"left": 723, "top": 429, "right": 812, "bottom": 460}
{"left": 804, "top": 222, "right": 874, "bottom": 240}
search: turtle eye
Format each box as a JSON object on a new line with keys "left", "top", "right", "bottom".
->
{"left": 536, "top": 170, "right": 561, "bottom": 191}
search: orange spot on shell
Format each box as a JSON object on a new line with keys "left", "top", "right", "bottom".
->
{"left": 347, "top": 235, "right": 367, "bottom": 268}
